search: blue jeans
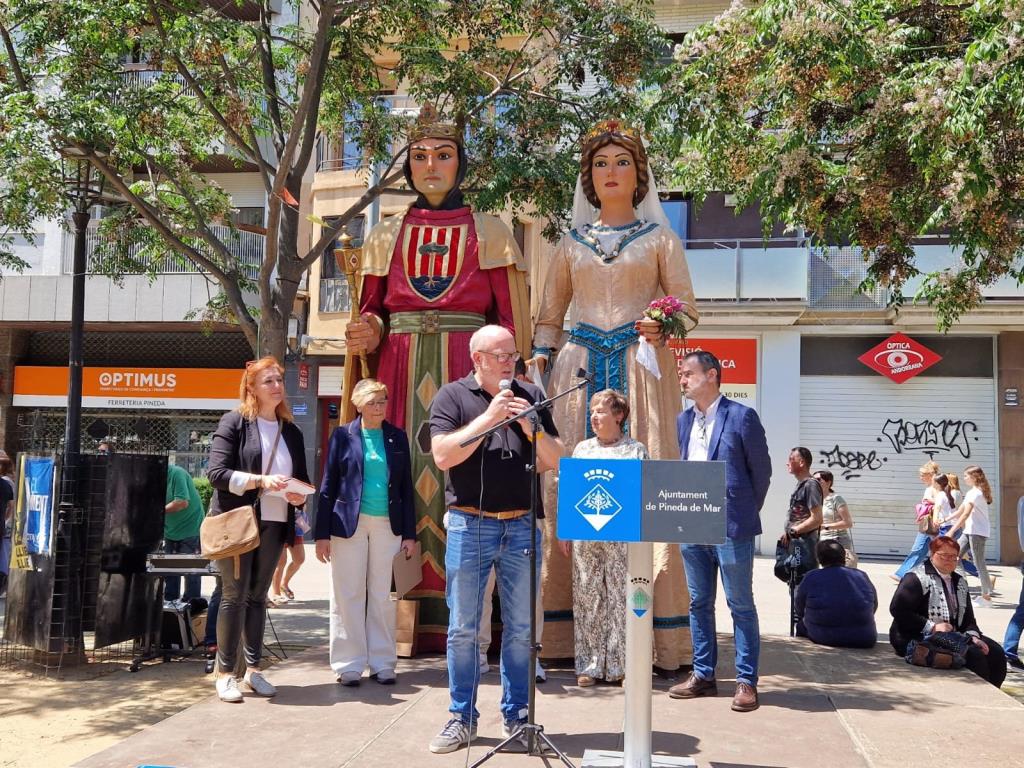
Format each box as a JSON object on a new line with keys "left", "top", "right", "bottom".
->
{"left": 1003, "top": 565, "right": 1024, "bottom": 662}
{"left": 681, "top": 536, "right": 759, "bottom": 687}
{"left": 894, "top": 532, "right": 932, "bottom": 579}
{"left": 163, "top": 536, "right": 202, "bottom": 601}
{"left": 445, "top": 511, "right": 540, "bottom": 725}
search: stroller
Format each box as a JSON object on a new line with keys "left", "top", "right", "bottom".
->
{"left": 774, "top": 535, "right": 818, "bottom": 636}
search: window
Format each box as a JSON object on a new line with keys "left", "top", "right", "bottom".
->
{"left": 318, "top": 215, "right": 366, "bottom": 313}
{"left": 661, "top": 196, "right": 688, "bottom": 244}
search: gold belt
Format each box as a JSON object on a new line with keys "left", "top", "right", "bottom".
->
{"left": 449, "top": 505, "right": 530, "bottom": 521}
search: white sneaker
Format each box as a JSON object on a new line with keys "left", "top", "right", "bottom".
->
{"left": 216, "top": 675, "right": 243, "bottom": 703}
{"left": 429, "top": 718, "right": 477, "bottom": 754}
{"left": 973, "top": 596, "right": 992, "bottom": 609}
{"left": 243, "top": 670, "right": 277, "bottom": 697}
{"left": 479, "top": 653, "right": 490, "bottom": 674}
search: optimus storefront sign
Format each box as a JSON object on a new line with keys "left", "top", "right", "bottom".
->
{"left": 857, "top": 333, "right": 942, "bottom": 384}
{"left": 13, "top": 366, "right": 242, "bottom": 410}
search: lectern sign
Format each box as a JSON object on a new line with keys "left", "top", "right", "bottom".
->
{"left": 557, "top": 459, "right": 726, "bottom": 544}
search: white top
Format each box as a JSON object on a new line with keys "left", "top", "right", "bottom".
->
{"left": 963, "top": 486, "right": 991, "bottom": 537}
{"left": 932, "top": 493, "right": 952, "bottom": 523}
{"left": 686, "top": 395, "right": 722, "bottom": 462}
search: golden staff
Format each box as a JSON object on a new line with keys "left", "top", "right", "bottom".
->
{"left": 335, "top": 232, "right": 369, "bottom": 423}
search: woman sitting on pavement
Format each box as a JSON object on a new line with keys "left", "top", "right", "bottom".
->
{"left": 795, "top": 540, "right": 876, "bottom": 648}
{"left": 316, "top": 378, "right": 416, "bottom": 686}
{"left": 889, "top": 535, "right": 1006, "bottom": 687}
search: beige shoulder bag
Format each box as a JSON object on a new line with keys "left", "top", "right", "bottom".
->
{"left": 201, "top": 421, "right": 282, "bottom": 578}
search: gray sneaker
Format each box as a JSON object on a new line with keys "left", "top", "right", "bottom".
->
{"left": 243, "top": 670, "right": 277, "bottom": 697}
{"left": 429, "top": 718, "right": 477, "bottom": 754}
{"left": 216, "top": 675, "right": 243, "bottom": 703}
{"left": 502, "top": 719, "right": 530, "bottom": 753}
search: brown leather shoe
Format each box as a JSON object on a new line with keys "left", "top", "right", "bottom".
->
{"left": 731, "top": 682, "right": 759, "bottom": 712}
{"left": 667, "top": 672, "right": 717, "bottom": 699}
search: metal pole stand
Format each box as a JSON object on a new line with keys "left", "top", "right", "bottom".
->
{"left": 581, "top": 543, "right": 695, "bottom": 768}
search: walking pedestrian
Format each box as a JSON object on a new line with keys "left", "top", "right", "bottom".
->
{"left": 893, "top": 461, "right": 943, "bottom": 581}
{"left": 947, "top": 465, "right": 996, "bottom": 608}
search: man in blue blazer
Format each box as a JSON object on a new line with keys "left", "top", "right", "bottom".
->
{"left": 669, "top": 350, "right": 772, "bottom": 712}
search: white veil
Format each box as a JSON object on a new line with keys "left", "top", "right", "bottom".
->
{"left": 570, "top": 169, "right": 673, "bottom": 231}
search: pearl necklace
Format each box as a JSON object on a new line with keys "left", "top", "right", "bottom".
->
{"left": 580, "top": 219, "right": 647, "bottom": 263}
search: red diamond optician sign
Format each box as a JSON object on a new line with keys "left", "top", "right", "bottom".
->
{"left": 858, "top": 333, "right": 942, "bottom": 384}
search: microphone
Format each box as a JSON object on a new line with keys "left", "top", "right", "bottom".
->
{"left": 499, "top": 378, "right": 512, "bottom": 391}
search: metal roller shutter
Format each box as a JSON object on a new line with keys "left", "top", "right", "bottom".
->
{"left": 799, "top": 375, "right": 999, "bottom": 559}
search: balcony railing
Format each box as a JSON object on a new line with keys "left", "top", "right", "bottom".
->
{"left": 316, "top": 96, "right": 419, "bottom": 172}
{"left": 61, "top": 223, "right": 263, "bottom": 280}
{"left": 119, "top": 69, "right": 196, "bottom": 100}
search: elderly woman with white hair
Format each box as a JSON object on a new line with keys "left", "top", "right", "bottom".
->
{"left": 316, "top": 378, "right": 417, "bottom": 686}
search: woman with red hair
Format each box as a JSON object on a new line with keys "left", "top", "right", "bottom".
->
{"left": 206, "top": 357, "right": 310, "bottom": 702}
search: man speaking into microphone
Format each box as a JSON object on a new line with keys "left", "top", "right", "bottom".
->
{"left": 427, "top": 324, "right": 564, "bottom": 754}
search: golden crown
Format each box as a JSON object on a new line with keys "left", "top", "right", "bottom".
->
{"left": 409, "top": 104, "right": 464, "bottom": 146}
{"left": 582, "top": 119, "right": 644, "bottom": 147}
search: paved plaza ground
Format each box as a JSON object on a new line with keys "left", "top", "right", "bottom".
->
{"left": 1, "top": 549, "right": 1022, "bottom": 768}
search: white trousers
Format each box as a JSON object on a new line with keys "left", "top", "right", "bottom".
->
{"left": 329, "top": 515, "right": 401, "bottom": 675}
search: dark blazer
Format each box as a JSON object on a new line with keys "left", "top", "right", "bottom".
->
{"left": 889, "top": 559, "right": 980, "bottom": 656}
{"left": 206, "top": 410, "right": 310, "bottom": 540}
{"left": 677, "top": 395, "right": 772, "bottom": 539}
{"left": 315, "top": 417, "right": 415, "bottom": 541}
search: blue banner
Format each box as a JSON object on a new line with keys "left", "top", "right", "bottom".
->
{"left": 22, "top": 456, "right": 55, "bottom": 555}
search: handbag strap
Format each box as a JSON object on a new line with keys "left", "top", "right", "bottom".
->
{"left": 256, "top": 421, "right": 283, "bottom": 499}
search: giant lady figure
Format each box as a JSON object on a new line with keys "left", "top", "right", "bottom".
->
{"left": 533, "top": 120, "right": 698, "bottom": 668}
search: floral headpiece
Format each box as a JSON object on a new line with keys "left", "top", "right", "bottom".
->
{"left": 582, "top": 119, "right": 644, "bottom": 148}
{"left": 409, "top": 104, "right": 463, "bottom": 146}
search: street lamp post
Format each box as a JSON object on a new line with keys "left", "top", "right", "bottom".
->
{"left": 52, "top": 147, "right": 108, "bottom": 662}
{"left": 58, "top": 147, "right": 107, "bottom": 503}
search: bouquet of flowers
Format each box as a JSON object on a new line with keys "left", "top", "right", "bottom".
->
{"left": 643, "top": 295, "right": 693, "bottom": 339}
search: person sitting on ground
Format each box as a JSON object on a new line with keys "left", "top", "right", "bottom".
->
{"left": 794, "top": 540, "right": 877, "bottom": 648}
{"left": 889, "top": 535, "right": 1006, "bottom": 687}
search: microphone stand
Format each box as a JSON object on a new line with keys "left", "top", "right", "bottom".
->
{"left": 460, "top": 370, "right": 592, "bottom": 768}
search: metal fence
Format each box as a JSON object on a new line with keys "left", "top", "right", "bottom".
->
{"left": 61, "top": 223, "right": 263, "bottom": 280}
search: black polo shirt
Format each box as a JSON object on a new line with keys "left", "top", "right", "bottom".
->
{"left": 429, "top": 373, "right": 558, "bottom": 514}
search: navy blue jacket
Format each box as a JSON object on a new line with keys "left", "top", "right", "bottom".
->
{"left": 795, "top": 566, "right": 878, "bottom": 649}
{"left": 315, "top": 417, "right": 416, "bottom": 540}
{"left": 677, "top": 396, "right": 772, "bottom": 539}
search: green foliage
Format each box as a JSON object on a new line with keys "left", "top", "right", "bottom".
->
{"left": 655, "top": 0, "right": 1024, "bottom": 328}
{"left": 0, "top": 0, "right": 666, "bottom": 350}
{"left": 192, "top": 475, "right": 213, "bottom": 511}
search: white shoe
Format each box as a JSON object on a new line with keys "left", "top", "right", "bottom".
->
{"left": 535, "top": 659, "right": 546, "bottom": 683}
{"left": 243, "top": 670, "right": 277, "bottom": 697}
{"left": 972, "top": 596, "right": 992, "bottom": 609}
{"left": 479, "top": 653, "right": 490, "bottom": 674}
{"left": 216, "top": 676, "right": 243, "bottom": 703}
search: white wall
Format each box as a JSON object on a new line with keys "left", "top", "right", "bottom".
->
{"left": 757, "top": 330, "right": 802, "bottom": 548}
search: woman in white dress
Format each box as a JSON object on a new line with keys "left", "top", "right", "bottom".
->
{"left": 561, "top": 389, "right": 648, "bottom": 686}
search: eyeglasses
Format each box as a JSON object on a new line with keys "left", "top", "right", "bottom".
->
{"left": 479, "top": 350, "right": 522, "bottom": 364}
{"left": 931, "top": 551, "right": 959, "bottom": 560}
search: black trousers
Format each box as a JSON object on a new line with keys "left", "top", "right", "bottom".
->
{"left": 964, "top": 634, "right": 1007, "bottom": 688}
{"left": 216, "top": 520, "right": 288, "bottom": 673}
